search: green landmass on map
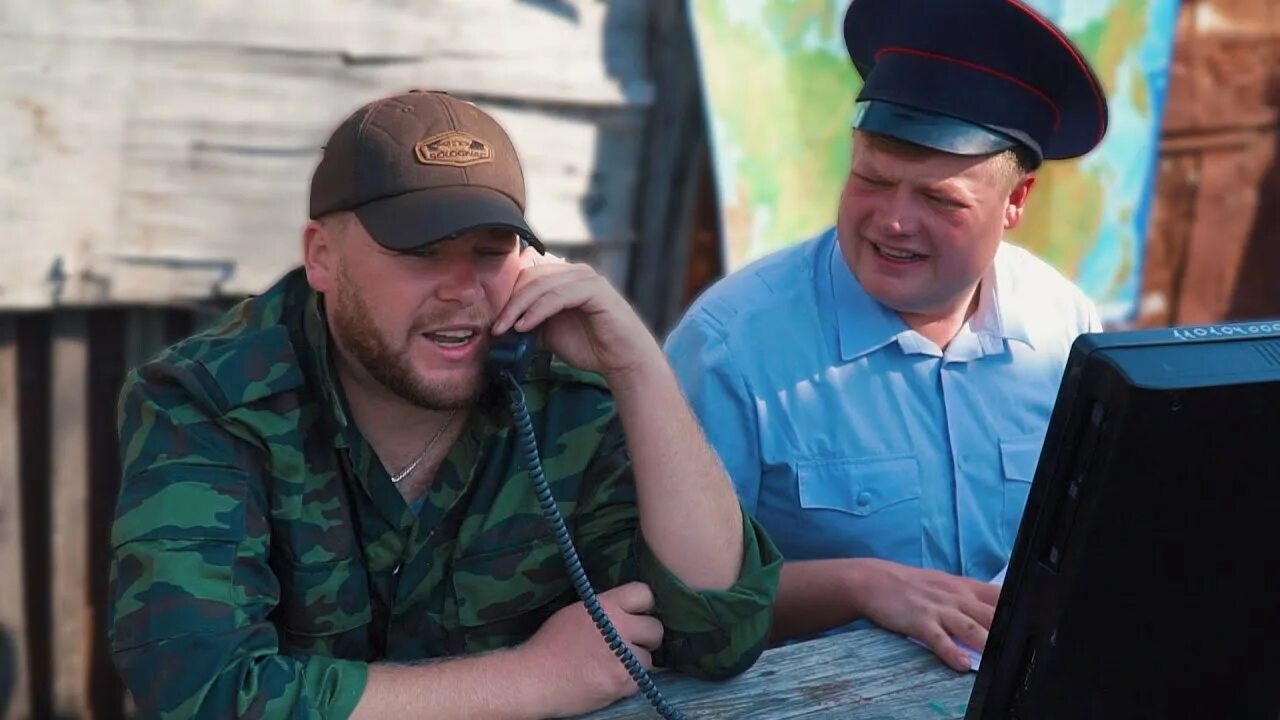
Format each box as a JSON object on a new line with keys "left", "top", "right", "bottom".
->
{"left": 694, "top": 0, "right": 857, "bottom": 263}
{"left": 1005, "top": 0, "right": 1147, "bottom": 279}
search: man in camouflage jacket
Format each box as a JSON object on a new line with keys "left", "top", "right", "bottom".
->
{"left": 108, "top": 91, "right": 782, "bottom": 719}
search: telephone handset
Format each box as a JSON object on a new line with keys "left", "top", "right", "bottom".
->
{"left": 487, "top": 331, "right": 685, "bottom": 720}
{"left": 485, "top": 329, "right": 536, "bottom": 380}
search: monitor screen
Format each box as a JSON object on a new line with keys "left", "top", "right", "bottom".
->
{"left": 967, "top": 320, "right": 1280, "bottom": 720}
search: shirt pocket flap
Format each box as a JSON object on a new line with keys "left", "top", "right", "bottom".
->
{"left": 797, "top": 455, "right": 921, "bottom": 517}
{"left": 453, "top": 539, "right": 571, "bottom": 627}
{"left": 276, "top": 558, "right": 373, "bottom": 637}
{"left": 999, "top": 433, "right": 1045, "bottom": 483}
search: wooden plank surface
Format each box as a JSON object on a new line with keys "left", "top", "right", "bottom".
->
{"left": 0, "top": 317, "right": 30, "bottom": 719}
{"left": 629, "top": 0, "right": 708, "bottom": 335}
{"left": 1139, "top": 0, "right": 1280, "bottom": 327}
{"left": 2, "top": 0, "right": 652, "bottom": 107}
{"left": 49, "top": 313, "right": 90, "bottom": 717}
{"left": 0, "top": 34, "right": 129, "bottom": 309}
{"left": 1135, "top": 152, "right": 1201, "bottom": 327}
{"left": 1175, "top": 134, "right": 1277, "bottom": 324}
{"left": 123, "top": 307, "right": 172, "bottom": 372}
{"left": 0, "top": 0, "right": 652, "bottom": 308}
{"left": 1227, "top": 141, "right": 1280, "bottom": 320}
{"left": 1159, "top": 0, "right": 1279, "bottom": 134}
{"left": 578, "top": 629, "right": 975, "bottom": 720}
{"left": 85, "top": 310, "right": 128, "bottom": 719}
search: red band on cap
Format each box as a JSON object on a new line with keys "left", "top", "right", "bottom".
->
{"left": 1005, "top": 0, "right": 1107, "bottom": 146}
{"left": 874, "top": 46, "right": 1061, "bottom": 131}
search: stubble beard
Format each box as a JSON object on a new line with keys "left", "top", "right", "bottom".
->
{"left": 330, "top": 263, "right": 486, "bottom": 411}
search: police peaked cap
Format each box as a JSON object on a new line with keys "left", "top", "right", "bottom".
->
{"left": 843, "top": 0, "right": 1109, "bottom": 163}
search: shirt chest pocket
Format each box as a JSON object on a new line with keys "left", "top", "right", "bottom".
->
{"left": 276, "top": 557, "right": 373, "bottom": 659}
{"left": 795, "top": 455, "right": 923, "bottom": 565}
{"left": 999, "top": 433, "right": 1044, "bottom": 548}
{"left": 452, "top": 539, "right": 574, "bottom": 653}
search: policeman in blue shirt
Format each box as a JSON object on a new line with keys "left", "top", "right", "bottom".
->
{"left": 667, "top": 0, "right": 1107, "bottom": 671}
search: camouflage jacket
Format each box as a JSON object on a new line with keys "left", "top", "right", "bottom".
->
{"left": 108, "top": 268, "right": 782, "bottom": 719}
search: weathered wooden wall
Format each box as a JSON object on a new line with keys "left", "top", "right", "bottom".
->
{"left": 1136, "top": 0, "right": 1280, "bottom": 327}
{"left": 0, "top": 307, "right": 213, "bottom": 719}
{"left": 625, "top": 0, "right": 720, "bottom": 335}
{"left": 0, "top": 0, "right": 654, "bottom": 308}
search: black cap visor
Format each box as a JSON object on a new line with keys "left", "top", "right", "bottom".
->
{"left": 354, "top": 185, "right": 544, "bottom": 253}
{"left": 852, "top": 100, "right": 1026, "bottom": 158}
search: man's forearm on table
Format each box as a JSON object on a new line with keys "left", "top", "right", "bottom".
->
{"left": 608, "top": 356, "right": 745, "bottom": 591}
{"left": 353, "top": 648, "right": 554, "bottom": 720}
{"left": 771, "top": 559, "right": 871, "bottom": 642}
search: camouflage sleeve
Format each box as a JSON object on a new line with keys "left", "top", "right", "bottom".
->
{"left": 108, "top": 362, "right": 368, "bottom": 719}
{"left": 571, "top": 417, "right": 783, "bottom": 680}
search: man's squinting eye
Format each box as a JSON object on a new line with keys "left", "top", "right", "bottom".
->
{"left": 855, "top": 172, "right": 892, "bottom": 187}
{"left": 925, "top": 193, "right": 967, "bottom": 209}
{"left": 476, "top": 245, "right": 513, "bottom": 258}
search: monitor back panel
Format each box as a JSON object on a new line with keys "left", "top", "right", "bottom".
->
{"left": 969, "top": 333, "right": 1280, "bottom": 719}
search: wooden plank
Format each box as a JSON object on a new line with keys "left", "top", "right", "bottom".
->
{"left": 15, "top": 315, "right": 52, "bottom": 720}
{"left": 1164, "top": 0, "right": 1280, "bottom": 134}
{"left": 105, "top": 100, "right": 643, "bottom": 300}
{"left": 0, "top": 26, "right": 647, "bottom": 305}
{"left": 0, "top": 317, "right": 31, "bottom": 719}
{"left": 123, "top": 307, "right": 170, "bottom": 372}
{"left": 1175, "top": 133, "right": 1277, "bottom": 324}
{"left": 0, "top": 35, "right": 129, "bottom": 309}
{"left": 1157, "top": 0, "right": 1201, "bottom": 136}
{"left": 1183, "top": 33, "right": 1279, "bottom": 132}
{"left": 1152, "top": 0, "right": 1280, "bottom": 327}
{"left": 85, "top": 310, "right": 127, "bottom": 719}
{"left": 1135, "top": 154, "right": 1201, "bottom": 328}
{"left": 679, "top": 172, "right": 724, "bottom": 318}
{"left": 1, "top": 0, "right": 653, "bottom": 107}
{"left": 1161, "top": 128, "right": 1269, "bottom": 153}
{"left": 100, "top": 101, "right": 642, "bottom": 298}
{"left": 49, "top": 312, "right": 90, "bottom": 718}
{"left": 628, "top": 0, "right": 709, "bottom": 334}
{"left": 1226, "top": 137, "right": 1280, "bottom": 320}
{"left": 579, "top": 629, "right": 974, "bottom": 719}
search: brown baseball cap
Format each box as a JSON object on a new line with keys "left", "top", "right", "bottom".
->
{"left": 309, "top": 90, "right": 543, "bottom": 253}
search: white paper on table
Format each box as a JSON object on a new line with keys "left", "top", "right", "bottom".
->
{"left": 910, "top": 564, "right": 1007, "bottom": 672}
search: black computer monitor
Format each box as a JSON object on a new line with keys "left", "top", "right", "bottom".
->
{"left": 968, "top": 320, "right": 1280, "bottom": 720}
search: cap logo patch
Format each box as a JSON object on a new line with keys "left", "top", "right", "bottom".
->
{"left": 414, "top": 131, "right": 493, "bottom": 167}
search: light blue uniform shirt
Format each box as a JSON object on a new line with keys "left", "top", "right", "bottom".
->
{"left": 666, "top": 228, "right": 1100, "bottom": 581}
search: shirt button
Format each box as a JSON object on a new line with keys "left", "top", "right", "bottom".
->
{"left": 856, "top": 491, "right": 872, "bottom": 507}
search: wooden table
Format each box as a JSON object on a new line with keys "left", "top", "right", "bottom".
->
{"left": 579, "top": 629, "right": 976, "bottom": 719}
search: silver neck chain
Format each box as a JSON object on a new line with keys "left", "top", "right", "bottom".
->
{"left": 389, "top": 409, "right": 459, "bottom": 484}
